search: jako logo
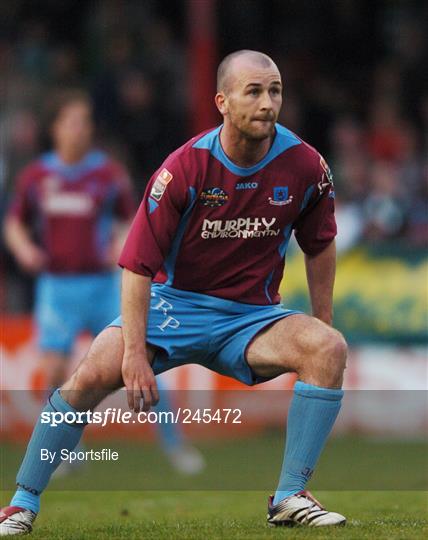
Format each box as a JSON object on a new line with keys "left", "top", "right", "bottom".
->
{"left": 236, "top": 182, "right": 258, "bottom": 190}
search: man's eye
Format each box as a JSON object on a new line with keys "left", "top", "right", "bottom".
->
{"left": 250, "top": 89, "right": 259, "bottom": 96}
{"left": 270, "top": 88, "right": 280, "bottom": 95}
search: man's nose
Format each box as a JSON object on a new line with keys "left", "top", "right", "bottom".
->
{"left": 259, "top": 91, "right": 273, "bottom": 111}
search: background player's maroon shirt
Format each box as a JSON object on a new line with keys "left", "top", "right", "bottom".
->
{"left": 8, "top": 150, "right": 135, "bottom": 273}
{"left": 120, "top": 124, "right": 336, "bottom": 305}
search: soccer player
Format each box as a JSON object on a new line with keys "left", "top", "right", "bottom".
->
{"left": 4, "top": 89, "right": 135, "bottom": 391}
{"left": 0, "top": 50, "right": 347, "bottom": 535}
{"left": 3, "top": 89, "right": 204, "bottom": 475}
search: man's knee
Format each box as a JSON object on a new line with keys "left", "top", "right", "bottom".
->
{"left": 310, "top": 327, "right": 347, "bottom": 384}
{"left": 61, "top": 327, "right": 124, "bottom": 409}
{"left": 296, "top": 323, "right": 347, "bottom": 386}
{"left": 60, "top": 357, "right": 103, "bottom": 410}
{"left": 319, "top": 328, "right": 347, "bottom": 370}
{"left": 71, "top": 359, "right": 100, "bottom": 391}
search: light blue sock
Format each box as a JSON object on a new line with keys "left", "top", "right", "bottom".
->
{"left": 153, "top": 379, "right": 182, "bottom": 450}
{"left": 9, "top": 489, "right": 39, "bottom": 515}
{"left": 10, "top": 389, "right": 86, "bottom": 513}
{"left": 273, "top": 381, "right": 343, "bottom": 505}
{"left": 44, "top": 388, "right": 86, "bottom": 456}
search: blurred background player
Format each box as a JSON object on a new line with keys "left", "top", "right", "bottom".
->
{"left": 4, "top": 89, "right": 132, "bottom": 390}
{"left": 3, "top": 89, "right": 204, "bottom": 475}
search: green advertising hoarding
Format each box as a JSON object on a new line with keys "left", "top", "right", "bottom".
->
{"left": 280, "top": 246, "right": 428, "bottom": 344}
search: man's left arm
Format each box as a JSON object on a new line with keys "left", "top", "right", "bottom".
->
{"left": 294, "top": 155, "right": 337, "bottom": 326}
{"left": 304, "top": 240, "right": 336, "bottom": 326}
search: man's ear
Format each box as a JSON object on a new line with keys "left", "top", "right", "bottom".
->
{"left": 215, "top": 92, "right": 228, "bottom": 116}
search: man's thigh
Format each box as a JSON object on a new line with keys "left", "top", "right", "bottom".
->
{"left": 213, "top": 307, "right": 300, "bottom": 385}
{"left": 62, "top": 326, "right": 157, "bottom": 410}
{"left": 246, "top": 313, "right": 334, "bottom": 379}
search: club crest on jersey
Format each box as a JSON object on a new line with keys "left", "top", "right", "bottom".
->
{"left": 199, "top": 187, "right": 229, "bottom": 207}
{"left": 150, "top": 168, "right": 173, "bottom": 201}
{"left": 268, "top": 186, "right": 293, "bottom": 206}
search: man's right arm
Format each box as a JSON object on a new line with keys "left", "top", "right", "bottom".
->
{"left": 121, "top": 268, "right": 159, "bottom": 413}
{"left": 4, "top": 216, "right": 46, "bottom": 274}
{"left": 4, "top": 167, "right": 47, "bottom": 273}
{"left": 118, "top": 157, "right": 193, "bottom": 413}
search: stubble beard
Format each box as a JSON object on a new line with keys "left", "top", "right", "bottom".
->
{"left": 238, "top": 121, "right": 275, "bottom": 142}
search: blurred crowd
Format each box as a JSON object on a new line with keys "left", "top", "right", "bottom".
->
{"left": 1, "top": 0, "right": 427, "bottom": 258}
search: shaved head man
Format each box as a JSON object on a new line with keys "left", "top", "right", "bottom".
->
{"left": 217, "top": 50, "right": 278, "bottom": 93}
{"left": 1, "top": 51, "right": 347, "bottom": 535}
{"left": 215, "top": 50, "right": 283, "bottom": 166}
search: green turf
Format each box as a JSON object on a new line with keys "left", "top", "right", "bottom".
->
{"left": 1, "top": 490, "right": 427, "bottom": 539}
{"left": 1, "top": 434, "right": 427, "bottom": 538}
{"left": 2, "top": 432, "right": 427, "bottom": 490}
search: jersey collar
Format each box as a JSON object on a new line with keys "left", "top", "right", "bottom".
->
{"left": 192, "top": 123, "right": 301, "bottom": 177}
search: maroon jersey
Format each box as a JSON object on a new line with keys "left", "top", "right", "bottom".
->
{"left": 8, "top": 150, "right": 135, "bottom": 273}
{"left": 120, "top": 124, "right": 336, "bottom": 305}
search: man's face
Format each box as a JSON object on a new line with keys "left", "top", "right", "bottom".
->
{"left": 52, "top": 101, "right": 93, "bottom": 153}
{"left": 219, "top": 60, "right": 283, "bottom": 140}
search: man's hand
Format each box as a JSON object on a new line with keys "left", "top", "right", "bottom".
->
{"left": 4, "top": 216, "right": 47, "bottom": 274}
{"left": 121, "top": 350, "right": 159, "bottom": 413}
{"left": 15, "top": 243, "right": 47, "bottom": 274}
{"left": 121, "top": 269, "right": 158, "bottom": 413}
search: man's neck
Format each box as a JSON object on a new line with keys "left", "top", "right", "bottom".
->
{"left": 219, "top": 124, "right": 275, "bottom": 168}
{"left": 56, "top": 147, "right": 89, "bottom": 165}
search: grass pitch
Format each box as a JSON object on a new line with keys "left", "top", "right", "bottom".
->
{"left": 1, "top": 433, "right": 427, "bottom": 539}
{"left": 1, "top": 490, "right": 426, "bottom": 539}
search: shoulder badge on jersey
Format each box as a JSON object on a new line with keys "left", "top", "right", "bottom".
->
{"left": 150, "top": 168, "right": 173, "bottom": 201}
{"left": 318, "top": 156, "right": 334, "bottom": 196}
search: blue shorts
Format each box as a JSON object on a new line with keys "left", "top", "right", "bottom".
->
{"left": 35, "top": 272, "right": 121, "bottom": 355}
{"left": 110, "top": 283, "right": 300, "bottom": 386}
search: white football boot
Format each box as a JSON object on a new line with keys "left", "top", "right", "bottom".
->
{"left": 267, "top": 490, "right": 346, "bottom": 527}
{"left": 165, "top": 444, "right": 206, "bottom": 475}
{"left": 0, "top": 507, "right": 36, "bottom": 536}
